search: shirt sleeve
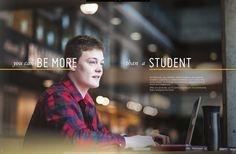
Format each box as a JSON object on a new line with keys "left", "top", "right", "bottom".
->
{"left": 44, "top": 91, "right": 125, "bottom": 147}
{"left": 95, "top": 110, "right": 110, "bottom": 134}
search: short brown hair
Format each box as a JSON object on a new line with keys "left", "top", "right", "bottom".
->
{"left": 64, "top": 35, "right": 104, "bottom": 60}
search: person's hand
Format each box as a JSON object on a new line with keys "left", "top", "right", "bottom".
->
{"left": 124, "top": 135, "right": 156, "bottom": 148}
{"left": 152, "top": 134, "right": 170, "bottom": 144}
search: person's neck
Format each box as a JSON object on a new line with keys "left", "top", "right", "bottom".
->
{"left": 68, "top": 73, "right": 88, "bottom": 98}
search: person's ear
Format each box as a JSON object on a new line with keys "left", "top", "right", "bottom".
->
{"left": 67, "top": 57, "right": 78, "bottom": 71}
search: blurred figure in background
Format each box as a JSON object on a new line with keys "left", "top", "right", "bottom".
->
{"left": 24, "top": 35, "right": 170, "bottom": 153}
{"left": 168, "top": 129, "right": 179, "bottom": 144}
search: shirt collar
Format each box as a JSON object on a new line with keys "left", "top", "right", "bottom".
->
{"left": 60, "top": 74, "right": 95, "bottom": 106}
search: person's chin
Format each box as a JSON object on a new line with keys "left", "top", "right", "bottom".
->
{"left": 89, "top": 83, "right": 100, "bottom": 89}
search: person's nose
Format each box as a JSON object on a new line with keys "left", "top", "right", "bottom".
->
{"left": 95, "top": 64, "right": 103, "bottom": 74}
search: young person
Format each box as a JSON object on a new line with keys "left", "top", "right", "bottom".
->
{"left": 24, "top": 35, "right": 170, "bottom": 151}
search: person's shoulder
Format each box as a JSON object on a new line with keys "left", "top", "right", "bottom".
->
{"left": 39, "top": 82, "right": 72, "bottom": 102}
{"left": 37, "top": 83, "right": 77, "bottom": 109}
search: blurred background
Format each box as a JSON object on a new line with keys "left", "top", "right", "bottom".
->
{"left": 0, "top": 0, "right": 222, "bottom": 148}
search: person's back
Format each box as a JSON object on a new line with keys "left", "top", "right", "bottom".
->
{"left": 24, "top": 79, "right": 74, "bottom": 153}
{"left": 24, "top": 75, "right": 124, "bottom": 152}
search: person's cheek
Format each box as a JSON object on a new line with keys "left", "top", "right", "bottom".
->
{"left": 101, "top": 70, "right": 103, "bottom": 77}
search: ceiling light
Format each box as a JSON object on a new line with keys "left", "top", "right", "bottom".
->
{"left": 96, "top": 96, "right": 104, "bottom": 104}
{"left": 126, "top": 101, "right": 142, "bottom": 112}
{"left": 103, "top": 97, "right": 110, "bottom": 106}
{"left": 110, "top": 17, "right": 121, "bottom": 25}
{"left": 43, "top": 80, "right": 54, "bottom": 88}
{"left": 148, "top": 44, "right": 158, "bottom": 53}
{"left": 80, "top": 3, "right": 98, "bottom": 15}
{"left": 210, "top": 52, "right": 217, "bottom": 61}
{"left": 130, "top": 32, "right": 141, "bottom": 41}
{"left": 143, "top": 106, "right": 158, "bottom": 116}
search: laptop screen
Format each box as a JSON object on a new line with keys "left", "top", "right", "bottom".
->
{"left": 185, "top": 97, "right": 201, "bottom": 144}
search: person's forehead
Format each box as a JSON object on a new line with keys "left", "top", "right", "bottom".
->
{"left": 81, "top": 49, "right": 104, "bottom": 59}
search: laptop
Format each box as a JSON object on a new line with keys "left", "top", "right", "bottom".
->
{"left": 154, "top": 97, "right": 202, "bottom": 151}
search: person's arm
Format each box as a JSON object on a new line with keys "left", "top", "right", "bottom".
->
{"left": 45, "top": 92, "right": 125, "bottom": 147}
{"left": 95, "top": 110, "right": 110, "bottom": 134}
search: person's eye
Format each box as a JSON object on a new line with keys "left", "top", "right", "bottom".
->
{"left": 100, "top": 62, "right": 104, "bottom": 66}
{"left": 88, "top": 60, "right": 96, "bottom": 64}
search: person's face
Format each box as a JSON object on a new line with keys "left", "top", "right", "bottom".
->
{"left": 73, "top": 49, "right": 104, "bottom": 89}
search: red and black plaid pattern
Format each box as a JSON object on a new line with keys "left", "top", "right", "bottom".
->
{"left": 25, "top": 75, "right": 125, "bottom": 148}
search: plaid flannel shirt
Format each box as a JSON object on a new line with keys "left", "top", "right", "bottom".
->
{"left": 25, "top": 75, "right": 125, "bottom": 147}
